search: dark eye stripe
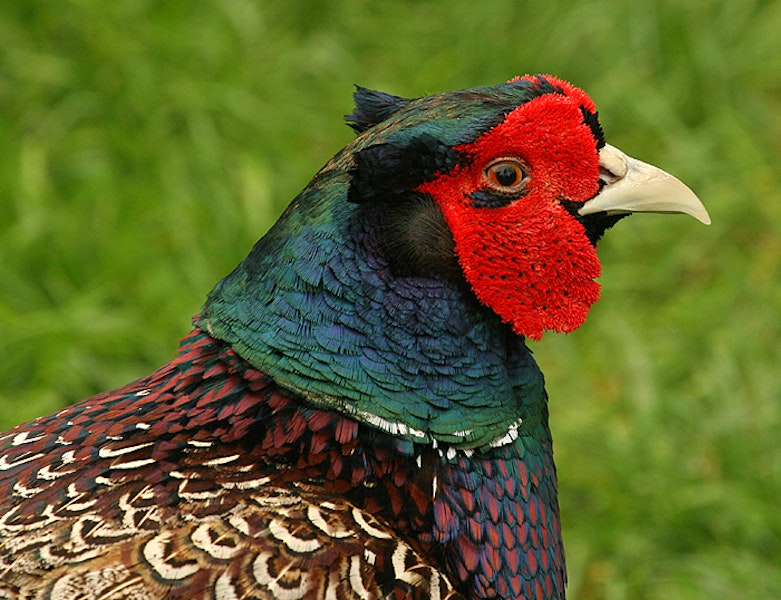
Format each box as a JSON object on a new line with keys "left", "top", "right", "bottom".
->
{"left": 468, "top": 187, "right": 528, "bottom": 209}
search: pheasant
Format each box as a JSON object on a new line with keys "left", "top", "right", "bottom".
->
{"left": 0, "top": 75, "right": 709, "bottom": 599}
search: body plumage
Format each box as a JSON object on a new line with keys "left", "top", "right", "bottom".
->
{"left": 0, "top": 75, "right": 708, "bottom": 599}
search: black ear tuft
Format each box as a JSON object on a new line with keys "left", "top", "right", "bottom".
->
{"left": 377, "top": 192, "right": 464, "bottom": 282}
{"left": 345, "top": 86, "right": 413, "bottom": 134}
{"left": 348, "top": 134, "right": 464, "bottom": 204}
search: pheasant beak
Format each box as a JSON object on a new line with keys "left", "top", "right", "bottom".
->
{"left": 579, "top": 144, "right": 711, "bottom": 225}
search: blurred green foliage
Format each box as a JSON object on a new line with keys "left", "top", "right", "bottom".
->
{"left": 1, "top": 1, "right": 780, "bottom": 598}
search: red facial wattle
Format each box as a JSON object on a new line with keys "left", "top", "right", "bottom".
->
{"left": 418, "top": 91, "right": 604, "bottom": 340}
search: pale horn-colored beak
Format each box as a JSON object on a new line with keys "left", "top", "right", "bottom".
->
{"left": 579, "top": 144, "right": 711, "bottom": 225}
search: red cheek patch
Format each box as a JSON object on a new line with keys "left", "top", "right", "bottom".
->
{"left": 435, "top": 196, "right": 602, "bottom": 339}
{"left": 417, "top": 92, "right": 603, "bottom": 339}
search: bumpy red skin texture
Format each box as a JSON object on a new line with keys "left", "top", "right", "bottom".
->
{"left": 418, "top": 81, "right": 603, "bottom": 340}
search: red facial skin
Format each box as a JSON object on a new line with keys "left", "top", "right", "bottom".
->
{"left": 418, "top": 77, "right": 603, "bottom": 340}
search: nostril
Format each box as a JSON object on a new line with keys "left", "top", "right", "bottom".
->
{"left": 598, "top": 145, "right": 629, "bottom": 183}
{"left": 599, "top": 166, "right": 621, "bottom": 186}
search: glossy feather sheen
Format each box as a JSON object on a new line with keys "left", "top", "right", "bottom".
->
{"left": 201, "top": 171, "right": 546, "bottom": 448}
{"left": 1, "top": 75, "right": 623, "bottom": 599}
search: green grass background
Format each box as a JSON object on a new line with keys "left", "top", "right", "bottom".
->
{"left": 1, "top": 1, "right": 779, "bottom": 598}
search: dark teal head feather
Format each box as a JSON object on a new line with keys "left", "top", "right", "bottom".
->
{"left": 345, "top": 86, "right": 413, "bottom": 133}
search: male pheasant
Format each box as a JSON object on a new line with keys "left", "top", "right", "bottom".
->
{"left": 0, "top": 75, "right": 709, "bottom": 599}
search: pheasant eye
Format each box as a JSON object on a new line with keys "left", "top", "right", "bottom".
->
{"left": 485, "top": 159, "right": 528, "bottom": 191}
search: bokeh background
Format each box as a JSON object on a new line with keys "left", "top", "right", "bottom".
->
{"left": 1, "top": 1, "right": 779, "bottom": 598}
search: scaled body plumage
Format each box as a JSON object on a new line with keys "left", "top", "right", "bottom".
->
{"left": 0, "top": 75, "right": 708, "bottom": 599}
{"left": 0, "top": 328, "right": 464, "bottom": 598}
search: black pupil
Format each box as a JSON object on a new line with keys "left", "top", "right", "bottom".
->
{"left": 494, "top": 164, "right": 518, "bottom": 186}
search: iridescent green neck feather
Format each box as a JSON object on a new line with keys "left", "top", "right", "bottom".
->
{"left": 199, "top": 159, "right": 546, "bottom": 449}
{"left": 199, "top": 81, "right": 562, "bottom": 449}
